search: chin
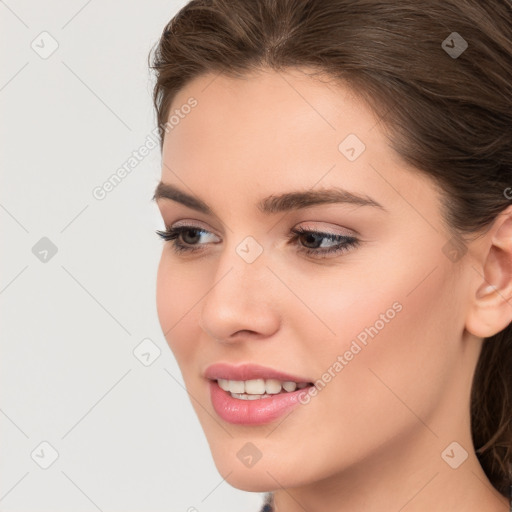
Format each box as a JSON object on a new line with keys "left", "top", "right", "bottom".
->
{"left": 207, "top": 445, "right": 304, "bottom": 492}
{"left": 228, "top": 476, "right": 275, "bottom": 493}
{"left": 217, "top": 466, "right": 283, "bottom": 493}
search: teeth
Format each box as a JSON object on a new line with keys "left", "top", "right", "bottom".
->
{"left": 245, "top": 379, "right": 266, "bottom": 394}
{"left": 218, "top": 379, "right": 231, "bottom": 392}
{"left": 282, "top": 381, "right": 297, "bottom": 392}
{"left": 265, "top": 379, "right": 282, "bottom": 394}
{"left": 230, "top": 380, "right": 245, "bottom": 393}
{"left": 217, "top": 378, "right": 310, "bottom": 397}
{"left": 230, "top": 393, "right": 271, "bottom": 400}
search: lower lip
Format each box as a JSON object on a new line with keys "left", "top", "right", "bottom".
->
{"left": 208, "top": 380, "right": 312, "bottom": 425}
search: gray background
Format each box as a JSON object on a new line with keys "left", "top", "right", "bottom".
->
{"left": 0, "top": 1, "right": 263, "bottom": 510}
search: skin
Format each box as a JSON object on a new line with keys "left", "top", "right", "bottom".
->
{"left": 154, "top": 67, "right": 512, "bottom": 511}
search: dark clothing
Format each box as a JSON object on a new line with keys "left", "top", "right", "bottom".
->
{"left": 259, "top": 492, "right": 274, "bottom": 512}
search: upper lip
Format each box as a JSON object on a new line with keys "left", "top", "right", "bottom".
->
{"left": 204, "top": 363, "right": 312, "bottom": 383}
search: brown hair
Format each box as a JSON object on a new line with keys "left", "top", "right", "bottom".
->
{"left": 148, "top": 0, "right": 512, "bottom": 498}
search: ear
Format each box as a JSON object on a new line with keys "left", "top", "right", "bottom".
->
{"left": 466, "top": 205, "right": 512, "bottom": 338}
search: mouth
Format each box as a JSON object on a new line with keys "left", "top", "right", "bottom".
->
{"left": 208, "top": 378, "right": 316, "bottom": 425}
{"left": 204, "top": 363, "right": 316, "bottom": 423}
{"left": 204, "top": 362, "right": 314, "bottom": 387}
{"left": 213, "top": 377, "right": 314, "bottom": 400}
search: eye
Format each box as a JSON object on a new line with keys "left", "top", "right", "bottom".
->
{"left": 155, "top": 225, "right": 360, "bottom": 259}
{"left": 155, "top": 225, "right": 220, "bottom": 254}
{"left": 286, "top": 227, "right": 360, "bottom": 258}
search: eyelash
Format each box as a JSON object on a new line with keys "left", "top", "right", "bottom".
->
{"left": 155, "top": 225, "right": 360, "bottom": 259}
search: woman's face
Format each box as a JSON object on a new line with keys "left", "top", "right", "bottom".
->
{"left": 154, "top": 67, "right": 478, "bottom": 491}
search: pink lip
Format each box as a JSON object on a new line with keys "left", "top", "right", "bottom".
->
{"left": 203, "top": 362, "right": 312, "bottom": 383}
{"left": 208, "top": 380, "right": 312, "bottom": 425}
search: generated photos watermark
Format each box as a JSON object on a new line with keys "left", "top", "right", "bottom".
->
{"left": 92, "top": 97, "right": 198, "bottom": 201}
{"left": 298, "top": 300, "right": 403, "bottom": 405}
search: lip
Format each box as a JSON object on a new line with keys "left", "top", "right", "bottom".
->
{"left": 203, "top": 362, "right": 312, "bottom": 383}
{"left": 208, "top": 379, "right": 312, "bottom": 425}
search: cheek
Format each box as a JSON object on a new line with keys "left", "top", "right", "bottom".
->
{"left": 308, "top": 257, "right": 459, "bottom": 428}
{"left": 156, "top": 253, "right": 201, "bottom": 366}
{"left": 264, "top": 260, "right": 460, "bottom": 480}
{"left": 155, "top": 252, "right": 174, "bottom": 335}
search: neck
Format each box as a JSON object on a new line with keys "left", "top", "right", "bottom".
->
{"left": 272, "top": 438, "right": 508, "bottom": 511}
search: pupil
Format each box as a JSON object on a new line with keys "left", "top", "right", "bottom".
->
{"left": 183, "top": 229, "right": 200, "bottom": 244}
{"left": 302, "top": 232, "right": 322, "bottom": 248}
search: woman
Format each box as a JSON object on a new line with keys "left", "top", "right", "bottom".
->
{"left": 149, "top": 1, "right": 512, "bottom": 510}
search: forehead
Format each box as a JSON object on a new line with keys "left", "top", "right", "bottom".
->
{"left": 165, "top": 67, "right": 379, "bottom": 154}
{"left": 160, "top": 68, "right": 443, "bottom": 231}
{"left": 163, "top": 68, "right": 382, "bottom": 180}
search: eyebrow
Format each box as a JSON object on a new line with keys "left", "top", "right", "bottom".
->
{"left": 152, "top": 181, "right": 387, "bottom": 215}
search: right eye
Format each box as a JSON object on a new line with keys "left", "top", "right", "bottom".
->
{"left": 155, "top": 225, "right": 220, "bottom": 254}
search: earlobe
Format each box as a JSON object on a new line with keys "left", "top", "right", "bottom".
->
{"left": 466, "top": 207, "right": 512, "bottom": 339}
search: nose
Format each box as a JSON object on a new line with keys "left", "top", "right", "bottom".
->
{"left": 198, "top": 242, "right": 281, "bottom": 344}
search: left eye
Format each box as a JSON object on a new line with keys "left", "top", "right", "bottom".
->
{"left": 155, "top": 225, "right": 360, "bottom": 258}
{"left": 287, "top": 227, "right": 360, "bottom": 257}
